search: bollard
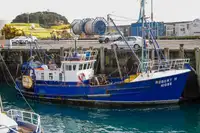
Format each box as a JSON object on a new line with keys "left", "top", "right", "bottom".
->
{"left": 20, "top": 51, "right": 23, "bottom": 65}
{"left": 179, "top": 44, "right": 184, "bottom": 59}
{"left": 151, "top": 49, "right": 155, "bottom": 60}
{"left": 9, "top": 39, "right": 12, "bottom": 49}
{"left": 60, "top": 47, "right": 64, "bottom": 61}
{"left": 164, "top": 48, "right": 170, "bottom": 59}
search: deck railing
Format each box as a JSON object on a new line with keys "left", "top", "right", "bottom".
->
{"left": 7, "top": 109, "right": 41, "bottom": 132}
{"left": 142, "top": 58, "right": 190, "bottom": 72}
{"left": 64, "top": 50, "right": 98, "bottom": 61}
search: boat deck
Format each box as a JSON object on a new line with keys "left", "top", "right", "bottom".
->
{"left": 18, "top": 126, "right": 33, "bottom": 133}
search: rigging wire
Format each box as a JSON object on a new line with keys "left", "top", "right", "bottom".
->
{"left": 0, "top": 52, "right": 35, "bottom": 112}
{"left": 109, "top": 17, "right": 142, "bottom": 67}
{"left": 111, "top": 19, "right": 136, "bottom": 22}
{"left": 108, "top": 14, "right": 138, "bottom": 21}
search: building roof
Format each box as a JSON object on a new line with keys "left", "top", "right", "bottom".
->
{"left": 164, "top": 21, "right": 192, "bottom": 25}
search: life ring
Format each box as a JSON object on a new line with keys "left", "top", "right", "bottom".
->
{"left": 22, "top": 75, "right": 33, "bottom": 89}
{"left": 35, "top": 67, "right": 44, "bottom": 70}
{"left": 78, "top": 73, "right": 86, "bottom": 82}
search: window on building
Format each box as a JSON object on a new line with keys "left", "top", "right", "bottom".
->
{"left": 41, "top": 73, "right": 44, "bottom": 80}
{"left": 83, "top": 64, "right": 87, "bottom": 70}
{"left": 59, "top": 73, "right": 62, "bottom": 81}
{"left": 73, "top": 65, "right": 76, "bottom": 71}
{"left": 181, "top": 28, "right": 185, "bottom": 32}
{"left": 187, "top": 24, "right": 190, "bottom": 29}
{"left": 79, "top": 64, "right": 83, "bottom": 70}
{"left": 49, "top": 73, "right": 53, "bottom": 80}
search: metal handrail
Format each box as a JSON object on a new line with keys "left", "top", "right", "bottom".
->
{"left": 0, "top": 124, "right": 19, "bottom": 133}
{"left": 64, "top": 49, "right": 98, "bottom": 61}
{"left": 142, "top": 58, "right": 190, "bottom": 72}
{"left": 7, "top": 109, "right": 41, "bottom": 132}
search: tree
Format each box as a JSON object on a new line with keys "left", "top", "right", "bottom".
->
{"left": 12, "top": 11, "right": 69, "bottom": 28}
{"left": 1, "top": 24, "right": 25, "bottom": 39}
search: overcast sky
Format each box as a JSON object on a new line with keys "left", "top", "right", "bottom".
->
{"left": 0, "top": 0, "right": 199, "bottom": 24}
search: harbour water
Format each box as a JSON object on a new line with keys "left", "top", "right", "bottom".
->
{"left": 1, "top": 84, "right": 200, "bottom": 133}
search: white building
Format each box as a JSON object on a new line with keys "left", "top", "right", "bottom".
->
{"left": 189, "top": 19, "right": 200, "bottom": 36}
{"left": 164, "top": 19, "right": 200, "bottom": 37}
{"left": 165, "top": 21, "right": 190, "bottom": 36}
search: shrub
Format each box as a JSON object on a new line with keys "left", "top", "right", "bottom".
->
{"left": 1, "top": 24, "right": 25, "bottom": 39}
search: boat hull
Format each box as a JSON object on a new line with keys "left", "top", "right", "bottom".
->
{"left": 16, "top": 70, "right": 190, "bottom": 107}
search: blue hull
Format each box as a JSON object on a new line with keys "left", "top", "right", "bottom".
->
{"left": 16, "top": 71, "right": 189, "bottom": 105}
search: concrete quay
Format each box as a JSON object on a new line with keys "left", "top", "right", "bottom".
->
{"left": 3, "top": 39, "right": 200, "bottom": 50}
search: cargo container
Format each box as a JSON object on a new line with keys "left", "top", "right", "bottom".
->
{"left": 131, "top": 22, "right": 165, "bottom": 37}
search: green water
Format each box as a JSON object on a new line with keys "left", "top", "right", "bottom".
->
{"left": 1, "top": 84, "right": 200, "bottom": 133}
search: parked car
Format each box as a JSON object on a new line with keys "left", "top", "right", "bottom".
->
{"left": 98, "top": 32, "right": 123, "bottom": 43}
{"left": 11, "top": 36, "right": 38, "bottom": 44}
{"left": 30, "top": 36, "right": 38, "bottom": 42}
{"left": 110, "top": 36, "right": 151, "bottom": 50}
{"left": 10, "top": 36, "right": 20, "bottom": 44}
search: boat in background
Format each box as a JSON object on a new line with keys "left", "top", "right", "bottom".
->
{"left": 0, "top": 95, "right": 42, "bottom": 133}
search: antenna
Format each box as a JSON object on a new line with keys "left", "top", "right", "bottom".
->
{"left": 151, "top": 0, "right": 153, "bottom": 21}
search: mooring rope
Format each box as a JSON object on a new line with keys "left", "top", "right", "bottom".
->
{"left": 0, "top": 52, "right": 35, "bottom": 112}
{"left": 0, "top": 63, "right": 13, "bottom": 87}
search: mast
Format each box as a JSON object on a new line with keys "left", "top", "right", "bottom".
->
{"left": 151, "top": 0, "right": 153, "bottom": 21}
{"left": 141, "top": 0, "right": 146, "bottom": 73}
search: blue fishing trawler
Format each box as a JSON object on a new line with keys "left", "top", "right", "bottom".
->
{"left": 15, "top": 16, "right": 191, "bottom": 107}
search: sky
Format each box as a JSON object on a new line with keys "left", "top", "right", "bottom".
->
{"left": 0, "top": 0, "right": 199, "bottom": 25}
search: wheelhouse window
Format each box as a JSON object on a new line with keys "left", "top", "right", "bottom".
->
{"left": 87, "top": 63, "right": 90, "bottom": 69}
{"left": 73, "top": 65, "right": 76, "bottom": 71}
{"left": 65, "top": 65, "right": 69, "bottom": 71}
{"left": 83, "top": 64, "right": 87, "bottom": 70}
{"left": 49, "top": 73, "right": 53, "bottom": 80}
{"left": 41, "top": 73, "right": 44, "bottom": 80}
{"left": 91, "top": 62, "right": 94, "bottom": 68}
{"left": 65, "top": 65, "right": 72, "bottom": 71}
{"left": 69, "top": 65, "right": 72, "bottom": 71}
{"left": 90, "top": 62, "right": 92, "bottom": 68}
{"left": 79, "top": 64, "right": 83, "bottom": 70}
{"left": 59, "top": 73, "right": 62, "bottom": 81}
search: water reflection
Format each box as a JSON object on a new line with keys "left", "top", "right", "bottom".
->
{"left": 1, "top": 84, "right": 200, "bottom": 133}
